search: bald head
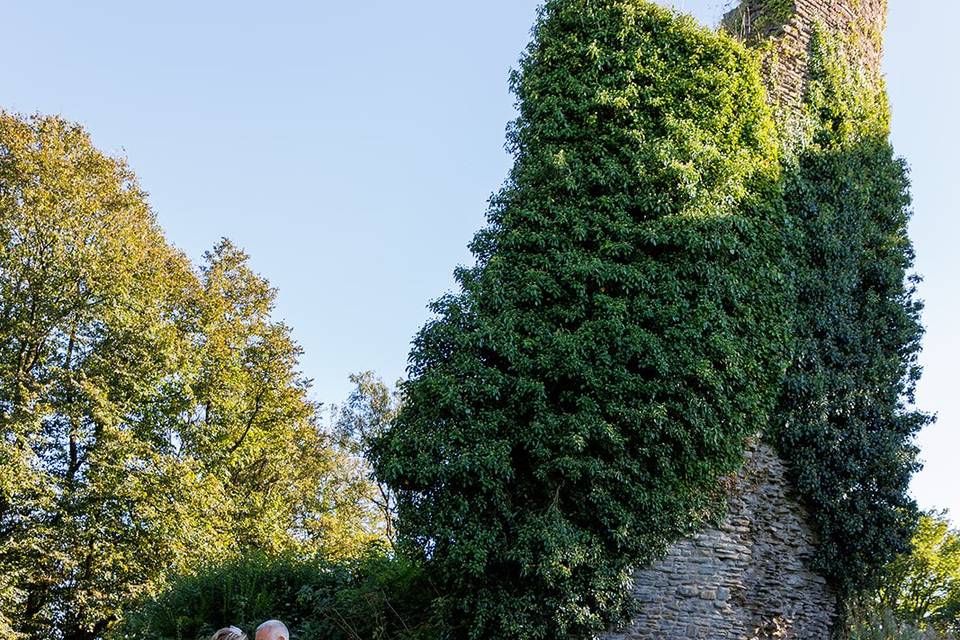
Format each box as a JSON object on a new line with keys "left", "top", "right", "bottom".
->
{"left": 255, "top": 620, "right": 289, "bottom": 640}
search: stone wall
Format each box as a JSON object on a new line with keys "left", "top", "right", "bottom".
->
{"left": 722, "top": 0, "right": 886, "bottom": 111}
{"left": 604, "top": 443, "right": 836, "bottom": 640}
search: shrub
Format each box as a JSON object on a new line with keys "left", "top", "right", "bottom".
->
{"left": 116, "top": 551, "right": 435, "bottom": 640}
{"left": 848, "top": 607, "right": 949, "bottom": 640}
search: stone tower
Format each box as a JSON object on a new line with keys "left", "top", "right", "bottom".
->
{"left": 723, "top": 0, "right": 887, "bottom": 111}
{"left": 603, "top": 1, "right": 891, "bottom": 638}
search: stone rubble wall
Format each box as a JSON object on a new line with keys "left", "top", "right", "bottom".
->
{"left": 723, "top": 0, "right": 886, "bottom": 111}
{"left": 604, "top": 442, "right": 836, "bottom": 640}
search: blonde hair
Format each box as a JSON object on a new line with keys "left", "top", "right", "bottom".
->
{"left": 211, "top": 626, "right": 248, "bottom": 640}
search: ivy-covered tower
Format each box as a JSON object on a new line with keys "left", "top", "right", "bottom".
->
{"left": 376, "top": 0, "right": 926, "bottom": 637}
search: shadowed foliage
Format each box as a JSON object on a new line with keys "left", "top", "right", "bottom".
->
{"left": 372, "top": 2, "right": 792, "bottom": 637}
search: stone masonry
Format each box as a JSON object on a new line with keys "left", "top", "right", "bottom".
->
{"left": 604, "top": 442, "right": 836, "bottom": 640}
{"left": 723, "top": 0, "right": 886, "bottom": 112}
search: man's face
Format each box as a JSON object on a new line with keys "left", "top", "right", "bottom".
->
{"left": 255, "top": 625, "right": 287, "bottom": 640}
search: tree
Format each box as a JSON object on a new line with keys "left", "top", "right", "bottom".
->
{"left": 334, "top": 372, "right": 401, "bottom": 546}
{"left": 0, "top": 112, "right": 213, "bottom": 639}
{"left": 372, "top": 2, "right": 790, "bottom": 638}
{"left": 0, "top": 113, "right": 376, "bottom": 639}
{"left": 877, "top": 513, "right": 960, "bottom": 634}
{"left": 187, "top": 240, "right": 379, "bottom": 560}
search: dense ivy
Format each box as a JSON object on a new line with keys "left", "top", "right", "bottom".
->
{"left": 374, "top": 2, "right": 927, "bottom": 637}
{"left": 721, "top": 0, "right": 795, "bottom": 42}
{"left": 372, "top": 2, "right": 791, "bottom": 638}
{"left": 772, "top": 29, "right": 930, "bottom": 600}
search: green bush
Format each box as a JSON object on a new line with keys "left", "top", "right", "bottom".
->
{"left": 849, "top": 607, "right": 948, "bottom": 640}
{"left": 116, "top": 551, "right": 435, "bottom": 640}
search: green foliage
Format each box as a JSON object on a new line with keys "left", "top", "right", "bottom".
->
{"left": 299, "top": 553, "right": 436, "bottom": 640}
{"left": 722, "top": 0, "right": 795, "bottom": 42}
{"left": 189, "top": 241, "right": 384, "bottom": 561}
{"left": 374, "top": 3, "right": 929, "bottom": 637}
{"left": 0, "top": 113, "right": 379, "bottom": 639}
{"left": 771, "top": 28, "right": 930, "bottom": 599}
{"left": 0, "top": 113, "right": 214, "bottom": 639}
{"left": 871, "top": 513, "right": 960, "bottom": 635}
{"left": 334, "top": 372, "right": 403, "bottom": 546}
{"left": 119, "top": 553, "right": 327, "bottom": 638}
{"left": 801, "top": 26, "right": 889, "bottom": 146}
{"left": 117, "top": 551, "right": 436, "bottom": 640}
{"left": 848, "top": 607, "right": 945, "bottom": 640}
{"left": 373, "top": 2, "right": 791, "bottom": 638}
{"left": 0, "top": 2, "right": 930, "bottom": 638}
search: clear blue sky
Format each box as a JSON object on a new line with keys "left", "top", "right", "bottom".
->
{"left": 5, "top": 1, "right": 956, "bottom": 519}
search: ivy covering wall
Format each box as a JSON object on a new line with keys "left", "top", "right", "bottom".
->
{"left": 373, "top": 2, "right": 790, "bottom": 638}
{"left": 373, "top": 1, "right": 928, "bottom": 638}
{"left": 772, "top": 27, "right": 929, "bottom": 602}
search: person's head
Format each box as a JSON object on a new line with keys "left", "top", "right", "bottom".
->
{"left": 255, "top": 620, "right": 289, "bottom": 640}
{"left": 211, "top": 627, "right": 247, "bottom": 640}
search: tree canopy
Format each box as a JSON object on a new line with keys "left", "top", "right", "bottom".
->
{"left": 0, "top": 113, "right": 379, "bottom": 639}
{"left": 878, "top": 512, "right": 960, "bottom": 635}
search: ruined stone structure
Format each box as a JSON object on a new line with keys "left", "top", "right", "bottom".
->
{"left": 604, "top": 443, "right": 835, "bottom": 639}
{"left": 723, "top": 0, "right": 886, "bottom": 112}
{"left": 604, "top": 2, "right": 891, "bottom": 638}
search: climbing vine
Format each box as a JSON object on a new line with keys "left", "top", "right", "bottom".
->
{"left": 374, "top": 2, "right": 927, "bottom": 638}
{"left": 373, "top": 2, "right": 790, "bottom": 638}
{"left": 771, "top": 26, "right": 930, "bottom": 601}
{"left": 721, "top": 0, "right": 795, "bottom": 42}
